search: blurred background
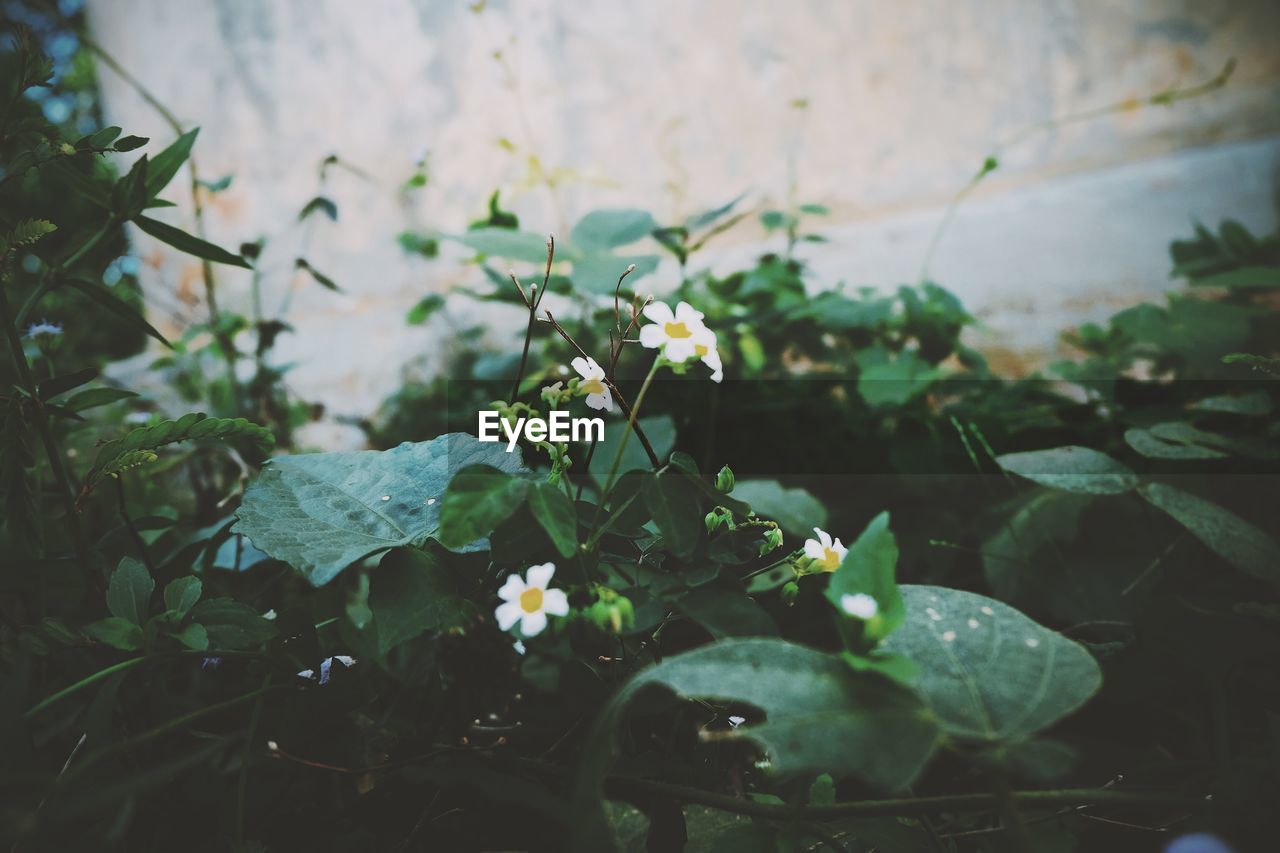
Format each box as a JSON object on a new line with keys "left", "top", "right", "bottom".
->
{"left": 8, "top": 0, "right": 1280, "bottom": 447}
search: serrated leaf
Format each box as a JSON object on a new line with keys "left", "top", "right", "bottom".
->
{"left": 527, "top": 481, "right": 578, "bottom": 558}
{"left": 996, "top": 446, "right": 1138, "bottom": 495}
{"left": 1139, "top": 483, "right": 1280, "bottom": 585}
{"left": 106, "top": 557, "right": 154, "bottom": 626}
{"left": 879, "top": 585, "right": 1102, "bottom": 741}
{"left": 234, "top": 434, "right": 525, "bottom": 586}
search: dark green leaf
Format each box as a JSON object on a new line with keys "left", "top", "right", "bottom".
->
{"left": 996, "top": 446, "right": 1138, "bottom": 495}
{"left": 163, "top": 576, "right": 202, "bottom": 618}
{"left": 528, "top": 481, "right": 578, "bottom": 558}
{"left": 62, "top": 278, "right": 173, "bottom": 348}
{"left": 106, "top": 557, "right": 154, "bottom": 626}
{"left": 144, "top": 128, "right": 198, "bottom": 198}
{"left": 642, "top": 470, "right": 702, "bottom": 558}
{"left": 85, "top": 617, "right": 144, "bottom": 651}
{"left": 189, "top": 598, "right": 277, "bottom": 649}
{"left": 438, "top": 465, "right": 531, "bottom": 549}
{"left": 369, "top": 548, "right": 476, "bottom": 654}
{"left": 1139, "top": 483, "right": 1280, "bottom": 585}
{"left": 133, "top": 215, "right": 251, "bottom": 268}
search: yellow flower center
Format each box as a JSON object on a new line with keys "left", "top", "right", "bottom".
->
{"left": 580, "top": 378, "right": 605, "bottom": 395}
{"left": 694, "top": 344, "right": 708, "bottom": 357}
{"left": 519, "top": 587, "right": 544, "bottom": 614}
{"left": 664, "top": 321, "right": 692, "bottom": 339}
{"left": 820, "top": 548, "right": 842, "bottom": 571}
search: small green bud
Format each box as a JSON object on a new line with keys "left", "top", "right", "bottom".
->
{"left": 704, "top": 507, "right": 730, "bottom": 533}
{"left": 715, "top": 465, "right": 735, "bottom": 493}
{"left": 780, "top": 581, "right": 800, "bottom": 606}
{"left": 758, "top": 526, "right": 784, "bottom": 556}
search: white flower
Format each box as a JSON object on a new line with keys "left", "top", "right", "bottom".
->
{"left": 692, "top": 327, "right": 723, "bottom": 383}
{"left": 840, "top": 593, "right": 879, "bottom": 620}
{"left": 639, "top": 300, "right": 708, "bottom": 363}
{"left": 571, "top": 356, "right": 613, "bottom": 411}
{"left": 804, "top": 527, "right": 847, "bottom": 572}
{"left": 26, "top": 320, "right": 62, "bottom": 339}
{"left": 494, "top": 562, "right": 570, "bottom": 638}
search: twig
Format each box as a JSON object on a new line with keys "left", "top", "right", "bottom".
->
{"left": 509, "top": 235, "right": 553, "bottom": 401}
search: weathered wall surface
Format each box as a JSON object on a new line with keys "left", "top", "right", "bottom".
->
{"left": 86, "top": 0, "right": 1280, "bottom": 446}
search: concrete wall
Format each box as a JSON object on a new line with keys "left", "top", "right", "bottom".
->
{"left": 86, "top": 0, "right": 1280, "bottom": 446}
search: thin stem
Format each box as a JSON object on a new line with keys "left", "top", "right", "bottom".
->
{"left": 919, "top": 59, "right": 1236, "bottom": 283}
{"left": 0, "top": 284, "right": 89, "bottom": 576}
{"left": 600, "top": 357, "right": 660, "bottom": 499}
{"left": 541, "top": 310, "right": 659, "bottom": 468}
{"left": 17, "top": 219, "right": 114, "bottom": 329}
{"left": 115, "top": 476, "right": 154, "bottom": 573}
{"left": 509, "top": 236, "right": 553, "bottom": 401}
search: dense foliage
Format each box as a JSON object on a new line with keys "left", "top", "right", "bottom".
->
{"left": 3, "top": 23, "right": 1280, "bottom": 853}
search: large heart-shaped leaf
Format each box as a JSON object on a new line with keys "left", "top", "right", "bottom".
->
{"left": 572, "top": 638, "right": 938, "bottom": 850}
{"left": 996, "top": 446, "right": 1138, "bottom": 495}
{"left": 234, "top": 434, "right": 524, "bottom": 586}
{"left": 880, "top": 585, "right": 1101, "bottom": 742}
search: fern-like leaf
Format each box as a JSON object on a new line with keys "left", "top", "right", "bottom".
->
{"left": 80, "top": 413, "right": 274, "bottom": 501}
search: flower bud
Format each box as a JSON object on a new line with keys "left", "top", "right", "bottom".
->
{"left": 715, "top": 465, "right": 735, "bottom": 494}
{"left": 780, "top": 581, "right": 800, "bottom": 606}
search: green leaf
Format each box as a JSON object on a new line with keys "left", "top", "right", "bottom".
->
{"left": 826, "top": 512, "right": 904, "bottom": 644}
{"left": 295, "top": 258, "right": 342, "bottom": 291}
{"left": 995, "top": 446, "right": 1138, "bottom": 495}
{"left": 189, "top": 598, "right": 277, "bottom": 650}
{"left": 406, "top": 294, "right": 445, "bottom": 325}
{"left": 528, "top": 481, "right": 578, "bottom": 558}
{"left": 0, "top": 219, "right": 57, "bottom": 256}
{"left": 85, "top": 616, "right": 144, "bottom": 651}
{"left": 676, "top": 586, "right": 777, "bottom": 638}
{"left": 299, "top": 195, "right": 338, "bottom": 221}
{"left": 571, "top": 253, "right": 658, "bottom": 294}
{"left": 85, "top": 413, "right": 273, "bottom": 493}
{"left": 589, "top": 415, "right": 675, "bottom": 487}
{"left": 163, "top": 576, "right": 202, "bottom": 618}
{"left": 573, "top": 638, "right": 939, "bottom": 848}
{"left": 106, "top": 557, "right": 154, "bottom": 626}
{"left": 172, "top": 622, "right": 209, "bottom": 651}
{"left": 113, "top": 135, "right": 148, "bottom": 152}
{"left": 234, "top": 434, "right": 524, "bottom": 586}
{"left": 879, "top": 585, "right": 1102, "bottom": 741}
{"left": 438, "top": 465, "right": 531, "bottom": 549}
{"left": 569, "top": 208, "right": 657, "bottom": 251}
{"left": 1188, "top": 266, "right": 1280, "bottom": 288}
{"left": 62, "top": 278, "right": 173, "bottom": 349}
{"left": 642, "top": 470, "right": 702, "bottom": 558}
{"left": 62, "top": 387, "right": 139, "bottom": 412}
{"left": 36, "top": 367, "right": 98, "bottom": 401}
{"left": 1138, "top": 483, "right": 1280, "bottom": 585}
{"left": 728, "top": 480, "right": 827, "bottom": 536}
{"left": 449, "top": 228, "right": 553, "bottom": 263}
{"left": 369, "top": 548, "right": 476, "bottom": 654}
{"left": 1124, "top": 422, "right": 1276, "bottom": 461}
{"left": 144, "top": 128, "right": 198, "bottom": 198}
{"left": 133, "top": 215, "right": 251, "bottom": 268}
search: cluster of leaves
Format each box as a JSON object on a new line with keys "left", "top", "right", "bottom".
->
{"left": 3, "top": 24, "right": 1280, "bottom": 853}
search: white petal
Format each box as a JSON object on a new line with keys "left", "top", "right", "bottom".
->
{"left": 520, "top": 609, "right": 548, "bottom": 637}
{"left": 571, "top": 356, "right": 592, "bottom": 378}
{"left": 674, "top": 301, "right": 705, "bottom": 324}
{"left": 542, "top": 588, "right": 570, "bottom": 616}
{"left": 585, "top": 391, "right": 610, "bottom": 411}
{"left": 497, "top": 574, "right": 526, "bottom": 602}
{"left": 803, "top": 539, "right": 826, "bottom": 560}
{"left": 814, "top": 527, "right": 832, "bottom": 549}
{"left": 832, "top": 540, "right": 848, "bottom": 561}
{"left": 664, "top": 338, "right": 697, "bottom": 362}
{"left": 642, "top": 301, "right": 675, "bottom": 325}
{"left": 495, "top": 601, "right": 523, "bottom": 631}
{"left": 525, "top": 562, "right": 556, "bottom": 589}
{"left": 639, "top": 325, "right": 667, "bottom": 349}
